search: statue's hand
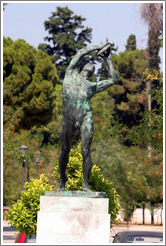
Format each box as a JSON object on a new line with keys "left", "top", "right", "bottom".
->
{"left": 107, "top": 52, "right": 112, "bottom": 61}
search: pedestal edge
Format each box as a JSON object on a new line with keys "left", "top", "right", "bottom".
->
{"left": 44, "top": 191, "right": 107, "bottom": 198}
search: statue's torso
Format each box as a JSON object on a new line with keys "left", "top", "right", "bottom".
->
{"left": 62, "top": 70, "right": 96, "bottom": 125}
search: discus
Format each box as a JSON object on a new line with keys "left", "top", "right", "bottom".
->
{"left": 96, "top": 43, "right": 111, "bottom": 56}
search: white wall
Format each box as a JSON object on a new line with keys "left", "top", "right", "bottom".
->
{"left": 116, "top": 208, "right": 163, "bottom": 225}
{"left": 130, "top": 208, "right": 163, "bottom": 224}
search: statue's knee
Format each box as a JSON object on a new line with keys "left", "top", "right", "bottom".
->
{"left": 60, "top": 146, "right": 70, "bottom": 158}
{"left": 81, "top": 147, "right": 90, "bottom": 157}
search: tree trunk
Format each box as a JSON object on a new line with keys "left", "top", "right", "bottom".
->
{"left": 151, "top": 202, "right": 154, "bottom": 225}
{"left": 22, "top": 160, "right": 26, "bottom": 191}
{"left": 151, "top": 212, "right": 154, "bottom": 225}
{"left": 160, "top": 208, "right": 162, "bottom": 225}
{"left": 147, "top": 80, "right": 152, "bottom": 158}
{"left": 142, "top": 203, "right": 145, "bottom": 224}
{"left": 27, "top": 165, "right": 30, "bottom": 182}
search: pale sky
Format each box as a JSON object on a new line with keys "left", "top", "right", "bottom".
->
{"left": 2, "top": 1, "right": 163, "bottom": 69}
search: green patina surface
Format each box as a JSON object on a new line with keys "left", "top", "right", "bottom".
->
{"left": 58, "top": 43, "right": 117, "bottom": 191}
{"left": 44, "top": 190, "right": 107, "bottom": 198}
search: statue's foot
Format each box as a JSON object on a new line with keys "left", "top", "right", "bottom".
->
{"left": 82, "top": 183, "right": 92, "bottom": 192}
{"left": 57, "top": 187, "right": 65, "bottom": 191}
{"left": 57, "top": 175, "right": 68, "bottom": 191}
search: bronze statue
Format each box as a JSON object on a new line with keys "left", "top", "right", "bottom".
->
{"left": 58, "top": 43, "right": 116, "bottom": 191}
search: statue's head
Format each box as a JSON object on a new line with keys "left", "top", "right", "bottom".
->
{"left": 81, "top": 63, "right": 95, "bottom": 78}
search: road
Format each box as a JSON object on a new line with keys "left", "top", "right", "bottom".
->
{"left": 2, "top": 219, "right": 163, "bottom": 244}
{"left": 2, "top": 220, "right": 19, "bottom": 244}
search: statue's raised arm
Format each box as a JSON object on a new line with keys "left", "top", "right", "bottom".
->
{"left": 66, "top": 43, "right": 110, "bottom": 72}
{"left": 95, "top": 53, "right": 117, "bottom": 93}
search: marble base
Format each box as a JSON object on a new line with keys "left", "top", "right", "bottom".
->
{"left": 36, "top": 194, "right": 110, "bottom": 244}
{"left": 40, "top": 196, "right": 109, "bottom": 214}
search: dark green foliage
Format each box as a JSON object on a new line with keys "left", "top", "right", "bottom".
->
{"left": 6, "top": 175, "right": 52, "bottom": 237}
{"left": 94, "top": 36, "right": 148, "bottom": 131}
{"left": 3, "top": 37, "right": 59, "bottom": 130}
{"left": 39, "top": 6, "right": 92, "bottom": 80}
{"left": 33, "top": 84, "right": 63, "bottom": 146}
{"left": 148, "top": 30, "right": 161, "bottom": 69}
{"left": 125, "top": 69, "right": 163, "bottom": 154}
{"left": 110, "top": 49, "right": 148, "bottom": 128}
{"left": 125, "top": 34, "right": 137, "bottom": 51}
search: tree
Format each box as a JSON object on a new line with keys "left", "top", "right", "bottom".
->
{"left": 140, "top": 3, "right": 163, "bottom": 70}
{"left": 126, "top": 69, "right": 163, "bottom": 154}
{"left": 140, "top": 3, "right": 163, "bottom": 158}
{"left": 3, "top": 37, "right": 59, "bottom": 131}
{"left": 39, "top": 6, "right": 92, "bottom": 81}
{"left": 125, "top": 34, "right": 137, "bottom": 51}
{"left": 110, "top": 48, "right": 148, "bottom": 129}
{"left": 91, "top": 138, "right": 163, "bottom": 223}
{"left": 94, "top": 36, "right": 148, "bottom": 131}
{"left": 3, "top": 124, "right": 61, "bottom": 206}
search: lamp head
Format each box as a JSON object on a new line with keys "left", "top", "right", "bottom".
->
{"left": 20, "top": 145, "right": 28, "bottom": 155}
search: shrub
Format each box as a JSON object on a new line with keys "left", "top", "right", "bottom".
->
{"left": 6, "top": 174, "right": 52, "bottom": 237}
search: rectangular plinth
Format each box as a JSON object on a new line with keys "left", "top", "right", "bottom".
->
{"left": 36, "top": 211, "right": 110, "bottom": 244}
{"left": 37, "top": 196, "right": 110, "bottom": 244}
{"left": 40, "top": 196, "right": 109, "bottom": 214}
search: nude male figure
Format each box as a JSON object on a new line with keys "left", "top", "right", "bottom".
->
{"left": 58, "top": 43, "right": 116, "bottom": 191}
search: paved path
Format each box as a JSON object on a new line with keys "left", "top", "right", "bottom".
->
{"left": 3, "top": 220, "right": 19, "bottom": 244}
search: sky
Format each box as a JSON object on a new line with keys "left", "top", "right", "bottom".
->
{"left": 2, "top": 1, "right": 163, "bottom": 68}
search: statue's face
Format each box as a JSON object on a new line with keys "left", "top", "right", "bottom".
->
{"left": 81, "top": 64, "right": 95, "bottom": 78}
{"left": 81, "top": 69, "right": 92, "bottom": 78}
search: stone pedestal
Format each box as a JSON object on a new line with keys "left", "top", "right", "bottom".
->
{"left": 36, "top": 191, "right": 110, "bottom": 245}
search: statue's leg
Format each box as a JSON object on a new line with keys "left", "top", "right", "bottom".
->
{"left": 58, "top": 117, "right": 76, "bottom": 191}
{"left": 80, "top": 113, "right": 93, "bottom": 192}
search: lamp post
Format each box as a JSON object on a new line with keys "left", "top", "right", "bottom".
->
{"left": 19, "top": 144, "right": 28, "bottom": 191}
{"left": 34, "top": 150, "right": 41, "bottom": 178}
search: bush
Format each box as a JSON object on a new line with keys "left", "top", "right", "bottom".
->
{"left": 53, "top": 143, "right": 120, "bottom": 224}
{"left": 6, "top": 174, "right": 52, "bottom": 237}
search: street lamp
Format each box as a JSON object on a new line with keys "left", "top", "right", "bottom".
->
{"left": 34, "top": 150, "right": 41, "bottom": 178}
{"left": 19, "top": 145, "right": 28, "bottom": 191}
